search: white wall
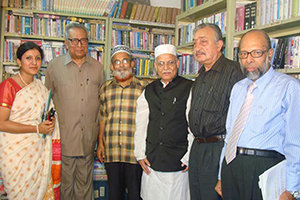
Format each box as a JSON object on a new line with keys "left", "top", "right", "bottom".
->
{"left": 150, "top": 0, "right": 181, "bottom": 8}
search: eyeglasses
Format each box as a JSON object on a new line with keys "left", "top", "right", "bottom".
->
{"left": 113, "top": 58, "right": 130, "bottom": 66}
{"left": 156, "top": 60, "right": 176, "bottom": 68}
{"left": 238, "top": 49, "right": 268, "bottom": 59}
{"left": 68, "top": 38, "right": 89, "bottom": 45}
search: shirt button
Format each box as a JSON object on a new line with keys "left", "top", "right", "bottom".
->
{"left": 80, "top": 84, "right": 83, "bottom": 86}
{"left": 79, "top": 70, "right": 81, "bottom": 72}
{"left": 81, "top": 98, "right": 84, "bottom": 101}
{"left": 159, "top": 142, "right": 163, "bottom": 145}
{"left": 81, "top": 114, "right": 84, "bottom": 117}
{"left": 81, "top": 128, "right": 83, "bottom": 131}
{"left": 160, "top": 127, "right": 164, "bottom": 130}
{"left": 161, "top": 112, "right": 165, "bottom": 115}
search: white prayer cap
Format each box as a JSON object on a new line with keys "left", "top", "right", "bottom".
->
{"left": 111, "top": 45, "right": 132, "bottom": 58}
{"left": 154, "top": 44, "right": 177, "bottom": 58}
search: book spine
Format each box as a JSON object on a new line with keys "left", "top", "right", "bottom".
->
{"left": 115, "top": 0, "right": 123, "bottom": 18}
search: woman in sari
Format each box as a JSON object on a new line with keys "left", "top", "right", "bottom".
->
{"left": 0, "top": 42, "right": 61, "bottom": 200}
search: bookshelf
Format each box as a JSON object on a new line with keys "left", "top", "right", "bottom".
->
{"left": 107, "top": 17, "right": 176, "bottom": 78}
{"left": 0, "top": 7, "right": 110, "bottom": 82}
{"left": 175, "top": 0, "right": 300, "bottom": 76}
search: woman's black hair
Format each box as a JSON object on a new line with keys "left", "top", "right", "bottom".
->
{"left": 16, "top": 41, "right": 44, "bottom": 60}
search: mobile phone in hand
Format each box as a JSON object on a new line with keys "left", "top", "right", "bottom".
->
{"left": 47, "top": 108, "right": 55, "bottom": 121}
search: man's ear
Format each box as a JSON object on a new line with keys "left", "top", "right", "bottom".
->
{"left": 131, "top": 60, "right": 135, "bottom": 68}
{"left": 64, "top": 40, "right": 69, "bottom": 50}
{"left": 217, "top": 40, "right": 224, "bottom": 52}
{"left": 268, "top": 48, "right": 274, "bottom": 61}
{"left": 110, "top": 63, "right": 114, "bottom": 71}
{"left": 154, "top": 61, "right": 158, "bottom": 72}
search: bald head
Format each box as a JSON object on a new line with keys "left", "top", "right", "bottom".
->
{"left": 239, "top": 29, "right": 271, "bottom": 50}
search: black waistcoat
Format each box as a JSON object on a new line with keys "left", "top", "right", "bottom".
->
{"left": 144, "top": 76, "right": 193, "bottom": 172}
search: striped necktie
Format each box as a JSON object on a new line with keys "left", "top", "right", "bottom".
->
{"left": 225, "top": 82, "right": 257, "bottom": 164}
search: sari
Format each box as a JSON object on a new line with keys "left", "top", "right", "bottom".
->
{"left": 0, "top": 78, "right": 61, "bottom": 200}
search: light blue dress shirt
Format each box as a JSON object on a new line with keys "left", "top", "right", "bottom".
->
{"left": 219, "top": 67, "right": 300, "bottom": 191}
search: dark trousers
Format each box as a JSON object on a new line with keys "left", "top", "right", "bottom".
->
{"left": 105, "top": 162, "right": 143, "bottom": 200}
{"left": 189, "top": 140, "right": 223, "bottom": 200}
{"left": 221, "top": 153, "right": 285, "bottom": 200}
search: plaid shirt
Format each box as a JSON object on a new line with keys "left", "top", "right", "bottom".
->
{"left": 100, "top": 77, "right": 148, "bottom": 164}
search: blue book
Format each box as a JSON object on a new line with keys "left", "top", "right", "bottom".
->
{"left": 25, "top": 17, "right": 31, "bottom": 35}
{"left": 115, "top": 0, "right": 124, "bottom": 18}
{"left": 20, "top": 16, "right": 24, "bottom": 34}
{"left": 136, "top": 32, "right": 139, "bottom": 49}
{"left": 109, "top": 1, "right": 119, "bottom": 18}
{"left": 117, "top": 30, "right": 122, "bottom": 45}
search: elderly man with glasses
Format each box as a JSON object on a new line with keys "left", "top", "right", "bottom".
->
{"left": 134, "top": 44, "right": 193, "bottom": 200}
{"left": 45, "top": 23, "right": 104, "bottom": 200}
{"left": 215, "top": 29, "right": 300, "bottom": 200}
{"left": 97, "top": 45, "right": 148, "bottom": 200}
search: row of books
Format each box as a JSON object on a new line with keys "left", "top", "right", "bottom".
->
{"left": 271, "top": 36, "right": 300, "bottom": 69}
{"left": 131, "top": 52, "right": 201, "bottom": 77}
{"left": 3, "top": 39, "right": 105, "bottom": 64}
{"left": 235, "top": 1, "right": 257, "bottom": 32}
{"left": 108, "top": 0, "right": 181, "bottom": 24}
{"left": 259, "top": 0, "right": 300, "bottom": 26}
{"left": 134, "top": 56, "right": 156, "bottom": 77}
{"left": 181, "top": 0, "right": 210, "bottom": 13}
{"left": 178, "top": 54, "right": 201, "bottom": 75}
{"left": 111, "top": 23, "right": 175, "bottom": 51}
{"left": 2, "top": 0, "right": 182, "bottom": 23}
{"left": 2, "top": 0, "right": 113, "bottom": 16}
{"left": 236, "top": 0, "right": 300, "bottom": 32}
{"left": 4, "top": 10, "right": 106, "bottom": 41}
{"left": 177, "top": 11, "right": 226, "bottom": 46}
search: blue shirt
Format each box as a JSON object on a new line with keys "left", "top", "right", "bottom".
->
{"left": 219, "top": 67, "right": 300, "bottom": 191}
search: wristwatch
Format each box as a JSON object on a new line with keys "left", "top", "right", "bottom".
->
{"left": 291, "top": 191, "right": 300, "bottom": 199}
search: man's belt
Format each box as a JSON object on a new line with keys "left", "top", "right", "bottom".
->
{"left": 195, "top": 135, "right": 224, "bottom": 143}
{"left": 237, "top": 147, "right": 285, "bottom": 159}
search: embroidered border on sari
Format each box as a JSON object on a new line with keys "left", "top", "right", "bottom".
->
{"left": 52, "top": 138, "right": 61, "bottom": 200}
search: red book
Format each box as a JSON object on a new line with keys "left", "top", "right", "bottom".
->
{"left": 120, "top": 1, "right": 129, "bottom": 19}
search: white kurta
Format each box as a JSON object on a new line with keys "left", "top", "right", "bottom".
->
{"left": 134, "top": 90, "right": 194, "bottom": 200}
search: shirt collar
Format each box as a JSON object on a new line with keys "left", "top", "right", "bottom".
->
{"left": 109, "top": 76, "right": 142, "bottom": 87}
{"left": 199, "top": 54, "right": 225, "bottom": 73}
{"left": 64, "top": 51, "right": 91, "bottom": 66}
{"left": 159, "top": 74, "right": 178, "bottom": 88}
{"left": 245, "top": 66, "right": 274, "bottom": 91}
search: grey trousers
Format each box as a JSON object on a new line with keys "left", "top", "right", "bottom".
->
{"left": 189, "top": 140, "right": 223, "bottom": 200}
{"left": 61, "top": 153, "right": 94, "bottom": 200}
